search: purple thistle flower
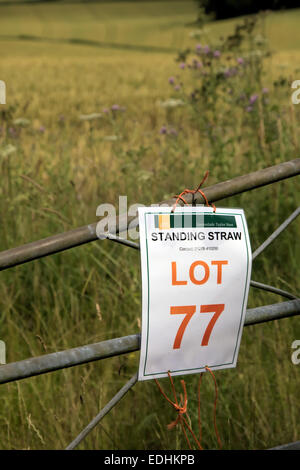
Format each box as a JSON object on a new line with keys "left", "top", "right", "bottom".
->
{"left": 39, "top": 126, "right": 46, "bottom": 133}
{"left": 168, "top": 128, "right": 178, "bottom": 136}
{"left": 111, "top": 104, "right": 126, "bottom": 112}
{"left": 203, "top": 45, "right": 210, "bottom": 54}
{"left": 174, "top": 85, "right": 181, "bottom": 91}
{"left": 102, "top": 108, "right": 109, "bottom": 113}
{"left": 249, "top": 94, "right": 259, "bottom": 104}
{"left": 237, "top": 57, "right": 244, "bottom": 65}
{"left": 196, "top": 44, "right": 202, "bottom": 52}
{"left": 262, "top": 87, "right": 269, "bottom": 94}
{"left": 246, "top": 106, "right": 253, "bottom": 112}
{"left": 159, "top": 126, "right": 167, "bottom": 135}
{"left": 111, "top": 104, "right": 120, "bottom": 111}
{"left": 179, "top": 63, "right": 186, "bottom": 69}
{"left": 224, "top": 67, "right": 238, "bottom": 78}
{"left": 213, "top": 50, "right": 221, "bottom": 58}
{"left": 168, "top": 76, "right": 175, "bottom": 84}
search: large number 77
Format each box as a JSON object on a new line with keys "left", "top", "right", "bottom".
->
{"left": 170, "top": 304, "right": 225, "bottom": 349}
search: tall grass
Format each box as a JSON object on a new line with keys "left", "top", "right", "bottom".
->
{"left": 0, "top": 2, "right": 299, "bottom": 450}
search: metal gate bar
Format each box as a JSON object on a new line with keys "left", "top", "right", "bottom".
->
{"left": 244, "top": 299, "right": 300, "bottom": 325}
{"left": 252, "top": 206, "right": 300, "bottom": 260}
{"left": 0, "top": 160, "right": 299, "bottom": 451}
{"left": 270, "top": 441, "right": 300, "bottom": 450}
{"left": 0, "top": 334, "right": 140, "bottom": 385}
{"left": 65, "top": 373, "right": 138, "bottom": 451}
{"left": 65, "top": 298, "right": 300, "bottom": 450}
{"left": 0, "top": 300, "right": 299, "bottom": 386}
{"left": 0, "top": 159, "right": 299, "bottom": 271}
{"left": 249, "top": 281, "right": 297, "bottom": 300}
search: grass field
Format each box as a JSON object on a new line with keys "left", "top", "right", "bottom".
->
{"left": 0, "top": 1, "right": 299, "bottom": 450}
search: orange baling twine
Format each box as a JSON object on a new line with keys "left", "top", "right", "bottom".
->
{"left": 155, "top": 173, "right": 221, "bottom": 449}
{"left": 198, "top": 367, "right": 222, "bottom": 449}
{"left": 171, "top": 171, "right": 216, "bottom": 213}
{"left": 155, "top": 372, "right": 203, "bottom": 450}
{"left": 155, "top": 367, "right": 222, "bottom": 450}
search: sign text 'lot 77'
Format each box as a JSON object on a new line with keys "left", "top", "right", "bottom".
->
{"left": 138, "top": 206, "right": 252, "bottom": 381}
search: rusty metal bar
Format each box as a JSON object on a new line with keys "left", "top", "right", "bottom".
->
{"left": 0, "top": 159, "right": 299, "bottom": 271}
{"left": 0, "top": 300, "right": 299, "bottom": 386}
{"left": 253, "top": 206, "right": 300, "bottom": 260}
{"left": 65, "top": 372, "right": 138, "bottom": 450}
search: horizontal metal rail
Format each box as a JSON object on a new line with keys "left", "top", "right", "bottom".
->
{"left": 0, "top": 334, "right": 140, "bottom": 385}
{"left": 0, "top": 159, "right": 299, "bottom": 270}
{"left": 0, "top": 300, "right": 299, "bottom": 386}
{"left": 244, "top": 299, "right": 300, "bottom": 325}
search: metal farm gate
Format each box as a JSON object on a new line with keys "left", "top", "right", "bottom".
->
{"left": 0, "top": 159, "right": 299, "bottom": 450}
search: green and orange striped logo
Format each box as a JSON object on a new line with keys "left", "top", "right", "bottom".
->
{"left": 154, "top": 213, "right": 236, "bottom": 230}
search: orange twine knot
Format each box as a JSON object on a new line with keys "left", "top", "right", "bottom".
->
{"left": 171, "top": 171, "right": 216, "bottom": 213}
{"left": 167, "top": 380, "right": 188, "bottom": 430}
{"left": 155, "top": 371, "right": 203, "bottom": 450}
{"left": 155, "top": 367, "right": 222, "bottom": 450}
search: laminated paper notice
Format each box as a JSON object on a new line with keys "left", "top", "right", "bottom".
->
{"left": 138, "top": 206, "right": 252, "bottom": 381}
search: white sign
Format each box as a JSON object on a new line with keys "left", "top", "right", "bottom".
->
{"left": 138, "top": 206, "right": 252, "bottom": 381}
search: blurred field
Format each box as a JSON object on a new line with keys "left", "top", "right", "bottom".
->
{"left": 0, "top": 1, "right": 299, "bottom": 450}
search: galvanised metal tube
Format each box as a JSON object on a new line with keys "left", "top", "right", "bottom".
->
{"left": 252, "top": 206, "right": 300, "bottom": 260}
{"left": 0, "top": 334, "right": 140, "bottom": 385}
{"left": 65, "top": 372, "right": 138, "bottom": 450}
{"left": 269, "top": 441, "right": 300, "bottom": 450}
{"left": 244, "top": 299, "right": 300, "bottom": 326}
{"left": 0, "top": 159, "right": 299, "bottom": 270}
{"left": 250, "top": 280, "right": 298, "bottom": 300}
{"left": 0, "top": 300, "right": 299, "bottom": 385}
{"left": 202, "top": 158, "right": 300, "bottom": 204}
